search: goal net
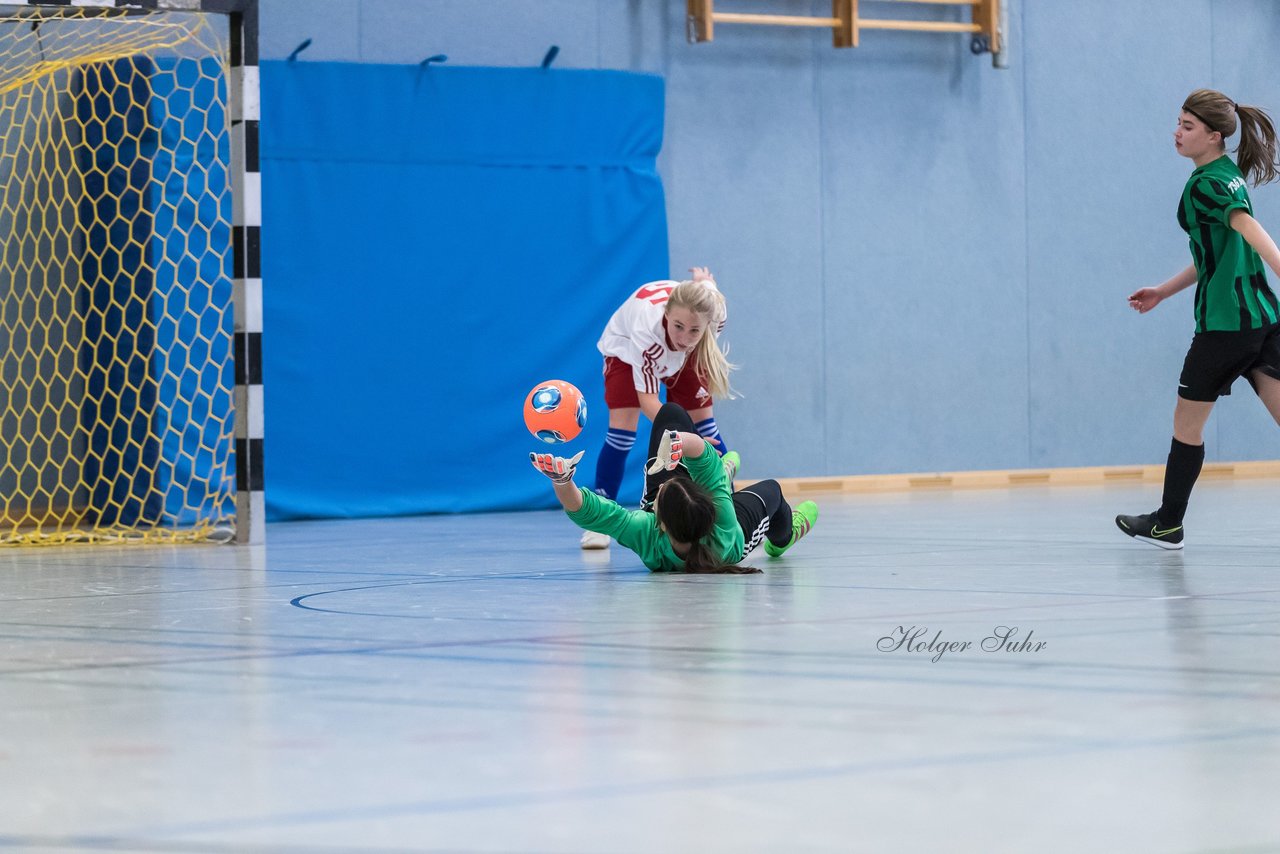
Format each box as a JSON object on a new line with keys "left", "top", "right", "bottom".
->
{"left": 0, "top": 3, "right": 258, "bottom": 545}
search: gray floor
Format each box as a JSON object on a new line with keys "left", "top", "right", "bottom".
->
{"left": 2, "top": 480, "right": 1279, "bottom": 854}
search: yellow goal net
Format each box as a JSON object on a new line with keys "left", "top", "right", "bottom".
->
{"left": 1, "top": 6, "right": 242, "bottom": 544}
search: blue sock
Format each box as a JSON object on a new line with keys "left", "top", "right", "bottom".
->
{"left": 694, "top": 417, "right": 728, "bottom": 454}
{"left": 593, "top": 428, "right": 636, "bottom": 500}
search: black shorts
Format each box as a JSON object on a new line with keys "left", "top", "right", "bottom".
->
{"left": 1178, "top": 323, "right": 1280, "bottom": 401}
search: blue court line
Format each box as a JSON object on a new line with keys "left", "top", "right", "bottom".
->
{"left": 0, "top": 835, "right": 427, "bottom": 853}
{"left": 10, "top": 582, "right": 1275, "bottom": 639}
{"left": 347, "top": 647, "right": 1276, "bottom": 702}
{"left": 2, "top": 565, "right": 610, "bottom": 605}
{"left": 111, "top": 725, "right": 1280, "bottom": 838}
{"left": 5, "top": 626, "right": 1267, "bottom": 702}
{"left": 529, "top": 637, "right": 1280, "bottom": 679}
{"left": 378, "top": 567, "right": 1280, "bottom": 599}
{"left": 9, "top": 621, "right": 1272, "bottom": 699}
{"left": 4, "top": 592, "right": 1273, "bottom": 682}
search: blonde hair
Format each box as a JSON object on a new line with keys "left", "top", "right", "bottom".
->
{"left": 666, "top": 280, "right": 736, "bottom": 400}
{"left": 1183, "top": 88, "right": 1280, "bottom": 186}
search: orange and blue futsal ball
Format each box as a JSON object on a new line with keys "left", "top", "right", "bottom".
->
{"left": 524, "top": 380, "right": 587, "bottom": 444}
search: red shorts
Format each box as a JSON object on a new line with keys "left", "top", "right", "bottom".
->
{"left": 602, "top": 356, "right": 714, "bottom": 411}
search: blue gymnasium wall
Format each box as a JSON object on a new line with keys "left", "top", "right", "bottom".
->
{"left": 259, "top": 63, "right": 665, "bottom": 518}
{"left": 258, "top": 0, "right": 1280, "bottom": 511}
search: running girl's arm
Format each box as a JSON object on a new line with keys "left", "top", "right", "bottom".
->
{"left": 1128, "top": 265, "right": 1197, "bottom": 313}
{"left": 1159, "top": 265, "right": 1199, "bottom": 295}
{"left": 1229, "top": 210, "right": 1280, "bottom": 278}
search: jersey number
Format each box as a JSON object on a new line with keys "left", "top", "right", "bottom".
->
{"left": 634, "top": 284, "right": 675, "bottom": 306}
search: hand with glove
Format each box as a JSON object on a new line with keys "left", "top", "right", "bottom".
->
{"left": 530, "top": 450, "right": 585, "bottom": 484}
{"left": 646, "top": 430, "right": 683, "bottom": 475}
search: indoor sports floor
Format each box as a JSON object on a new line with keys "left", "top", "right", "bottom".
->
{"left": 2, "top": 479, "right": 1279, "bottom": 853}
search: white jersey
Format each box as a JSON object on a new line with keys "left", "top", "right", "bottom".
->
{"left": 597, "top": 279, "right": 725, "bottom": 395}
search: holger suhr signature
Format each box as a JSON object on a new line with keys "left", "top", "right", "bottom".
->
{"left": 877, "top": 625, "right": 1047, "bottom": 663}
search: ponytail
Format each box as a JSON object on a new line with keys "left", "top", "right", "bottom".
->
{"left": 1236, "top": 103, "right": 1280, "bottom": 186}
{"left": 681, "top": 540, "right": 761, "bottom": 575}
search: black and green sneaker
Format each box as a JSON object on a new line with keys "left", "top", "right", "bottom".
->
{"left": 1115, "top": 512, "right": 1184, "bottom": 550}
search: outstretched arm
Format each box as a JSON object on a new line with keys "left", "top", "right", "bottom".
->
{"left": 530, "top": 451, "right": 585, "bottom": 511}
{"left": 1128, "top": 265, "right": 1197, "bottom": 313}
{"left": 552, "top": 479, "right": 582, "bottom": 512}
{"left": 1230, "top": 210, "right": 1280, "bottom": 278}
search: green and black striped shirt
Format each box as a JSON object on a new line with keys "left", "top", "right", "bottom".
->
{"left": 1177, "top": 155, "right": 1279, "bottom": 332}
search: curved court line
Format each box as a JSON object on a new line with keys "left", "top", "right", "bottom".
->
{"left": 287, "top": 568, "right": 639, "bottom": 617}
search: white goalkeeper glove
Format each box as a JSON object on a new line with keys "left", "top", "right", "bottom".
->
{"left": 645, "top": 430, "right": 683, "bottom": 475}
{"left": 529, "top": 450, "right": 585, "bottom": 485}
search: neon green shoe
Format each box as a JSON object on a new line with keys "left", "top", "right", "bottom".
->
{"left": 765, "top": 500, "right": 819, "bottom": 557}
{"left": 721, "top": 450, "right": 740, "bottom": 484}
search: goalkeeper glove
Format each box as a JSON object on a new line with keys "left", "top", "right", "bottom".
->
{"left": 529, "top": 450, "right": 585, "bottom": 485}
{"left": 645, "top": 430, "right": 683, "bottom": 475}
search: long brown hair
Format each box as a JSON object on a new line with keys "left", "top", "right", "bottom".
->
{"left": 1183, "top": 88, "right": 1280, "bottom": 186}
{"left": 656, "top": 477, "right": 759, "bottom": 575}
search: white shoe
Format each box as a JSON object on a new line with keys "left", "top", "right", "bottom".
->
{"left": 580, "top": 530, "right": 611, "bottom": 550}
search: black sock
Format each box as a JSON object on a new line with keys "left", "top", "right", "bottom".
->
{"left": 1157, "top": 437, "right": 1205, "bottom": 527}
{"left": 766, "top": 500, "right": 794, "bottom": 547}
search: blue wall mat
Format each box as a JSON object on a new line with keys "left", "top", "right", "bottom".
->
{"left": 77, "top": 58, "right": 159, "bottom": 527}
{"left": 260, "top": 62, "right": 668, "bottom": 519}
{"left": 75, "top": 56, "right": 233, "bottom": 528}
{"left": 148, "top": 57, "right": 235, "bottom": 524}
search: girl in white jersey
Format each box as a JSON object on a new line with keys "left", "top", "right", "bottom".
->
{"left": 582, "top": 267, "right": 735, "bottom": 549}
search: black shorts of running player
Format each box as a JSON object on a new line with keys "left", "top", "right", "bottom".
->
{"left": 1177, "top": 322, "right": 1280, "bottom": 401}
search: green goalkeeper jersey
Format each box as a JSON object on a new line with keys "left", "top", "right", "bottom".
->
{"left": 567, "top": 443, "right": 744, "bottom": 571}
{"left": 1177, "top": 155, "right": 1280, "bottom": 332}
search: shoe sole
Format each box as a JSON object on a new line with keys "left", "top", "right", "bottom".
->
{"left": 580, "top": 539, "right": 610, "bottom": 550}
{"left": 1132, "top": 534, "right": 1184, "bottom": 550}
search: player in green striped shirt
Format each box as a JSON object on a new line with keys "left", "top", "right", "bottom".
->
{"left": 1118, "top": 89, "right": 1280, "bottom": 549}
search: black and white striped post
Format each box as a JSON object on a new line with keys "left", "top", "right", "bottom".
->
{"left": 176, "top": 0, "right": 265, "bottom": 544}
{"left": 222, "top": 0, "right": 265, "bottom": 544}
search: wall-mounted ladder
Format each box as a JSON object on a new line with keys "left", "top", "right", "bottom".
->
{"left": 687, "top": 0, "right": 1005, "bottom": 61}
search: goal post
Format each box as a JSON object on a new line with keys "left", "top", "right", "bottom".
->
{"left": 0, "top": 0, "right": 262, "bottom": 545}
